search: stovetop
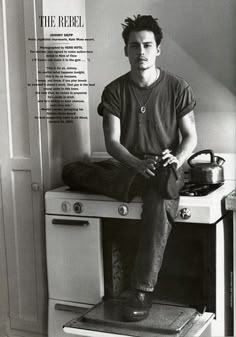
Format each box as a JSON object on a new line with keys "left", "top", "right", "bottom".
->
{"left": 179, "top": 183, "right": 223, "bottom": 196}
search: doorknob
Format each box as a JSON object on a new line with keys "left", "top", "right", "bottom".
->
{"left": 31, "top": 183, "right": 39, "bottom": 191}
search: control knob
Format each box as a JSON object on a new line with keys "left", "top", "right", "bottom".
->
{"left": 61, "top": 201, "right": 71, "bottom": 212}
{"left": 118, "top": 204, "right": 129, "bottom": 216}
{"left": 73, "top": 202, "right": 83, "bottom": 214}
{"left": 179, "top": 207, "right": 191, "bottom": 220}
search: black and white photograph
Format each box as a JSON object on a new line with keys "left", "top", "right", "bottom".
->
{"left": 0, "top": 1, "right": 236, "bottom": 337}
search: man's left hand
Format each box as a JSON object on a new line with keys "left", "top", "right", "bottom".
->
{"left": 161, "top": 149, "right": 180, "bottom": 169}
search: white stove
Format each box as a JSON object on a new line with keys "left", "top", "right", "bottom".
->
{"left": 45, "top": 179, "right": 236, "bottom": 337}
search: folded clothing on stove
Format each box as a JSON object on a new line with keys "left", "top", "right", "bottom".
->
{"left": 62, "top": 158, "right": 184, "bottom": 202}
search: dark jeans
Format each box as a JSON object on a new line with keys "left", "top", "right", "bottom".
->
{"left": 62, "top": 158, "right": 182, "bottom": 293}
{"left": 129, "top": 175, "right": 180, "bottom": 292}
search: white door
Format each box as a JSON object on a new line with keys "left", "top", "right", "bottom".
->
{"left": 0, "top": 0, "right": 47, "bottom": 334}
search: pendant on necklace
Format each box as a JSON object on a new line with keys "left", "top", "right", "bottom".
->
{"left": 140, "top": 106, "right": 146, "bottom": 114}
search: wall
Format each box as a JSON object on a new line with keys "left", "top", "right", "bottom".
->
{"left": 85, "top": 0, "right": 236, "bottom": 155}
{"left": 42, "top": 0, "right": 90, "bottom": 188}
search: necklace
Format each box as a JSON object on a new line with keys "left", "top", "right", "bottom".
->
{"left": 131, "top": 69, "right": 158, "bottom": 114}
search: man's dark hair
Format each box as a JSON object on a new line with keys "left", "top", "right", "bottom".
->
{"left": 122, "top": 15, "right": 163, "bottom": 46}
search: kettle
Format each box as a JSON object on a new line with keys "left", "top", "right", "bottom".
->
{"left": 187, "top": 149, "right": 225, "bottom": 185}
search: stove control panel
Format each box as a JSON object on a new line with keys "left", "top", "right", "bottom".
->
{"left": 179, "top": 207, "right": 191, "bottom": 220}
{"left": 46, "top": 183, "right": 236, "bottom": 223}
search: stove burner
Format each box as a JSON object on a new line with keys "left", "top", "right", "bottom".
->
{"left": 180, "top": 183, "right": 223, "bottom": 196}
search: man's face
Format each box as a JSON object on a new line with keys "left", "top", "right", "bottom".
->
{"left": 125, "top": 30, "right": 161, "bottom": 71}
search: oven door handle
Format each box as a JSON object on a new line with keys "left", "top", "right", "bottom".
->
{"left": 55, "top": 303, "right": 90, "bottom": 314}
{"left": 52, "top": 219, "right": 89, "bottom": 226}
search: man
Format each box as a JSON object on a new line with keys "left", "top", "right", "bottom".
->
{"left": 63, "top": 14, "right": 197, "bottom": 322}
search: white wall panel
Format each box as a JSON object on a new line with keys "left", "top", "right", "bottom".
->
{"left": 4, "top": 0, "right": 30, "bottom": 158}
{"left": 11, "top": 170, "right": 38, "bottom": 320}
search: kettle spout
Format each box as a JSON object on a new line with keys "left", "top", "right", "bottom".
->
{"left": 214, "top": 156, "right": 225, "bottom": 166}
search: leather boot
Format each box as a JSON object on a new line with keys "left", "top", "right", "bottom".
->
{"left": 122, "top": 290, "right": 153, "bottom": 322}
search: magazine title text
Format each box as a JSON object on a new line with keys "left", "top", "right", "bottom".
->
{"left": 39, "top": 16, "right": 84, "bottom": 28}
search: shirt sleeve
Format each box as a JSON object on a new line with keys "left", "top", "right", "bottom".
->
{"left": 175, "top": 82, "right": 196, "bottom": 118}
{"left": 97, "top": 85, "right": 121, "bottom": 118}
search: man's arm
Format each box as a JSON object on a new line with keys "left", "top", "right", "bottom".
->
{"left": 162, "top": 111, "right": 197, "bottom": 169}
{"left": 103, "top": 109, "right": 157, "bottom": 177}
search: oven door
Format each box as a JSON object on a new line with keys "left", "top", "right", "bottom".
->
{"left": 62, "top": 300, "right": 214, "bottom": 337}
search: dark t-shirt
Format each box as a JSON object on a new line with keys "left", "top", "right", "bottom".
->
{"left": 97, "top": 68, "right": 196, "bottom": 157}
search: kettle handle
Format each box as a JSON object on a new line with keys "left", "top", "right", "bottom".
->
{"left": 188, "top": 149, "right": 215, "bottom": 168}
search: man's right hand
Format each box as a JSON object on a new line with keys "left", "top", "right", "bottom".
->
{"left": 136, "top": 157, "right": 158, "bottom": 178}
